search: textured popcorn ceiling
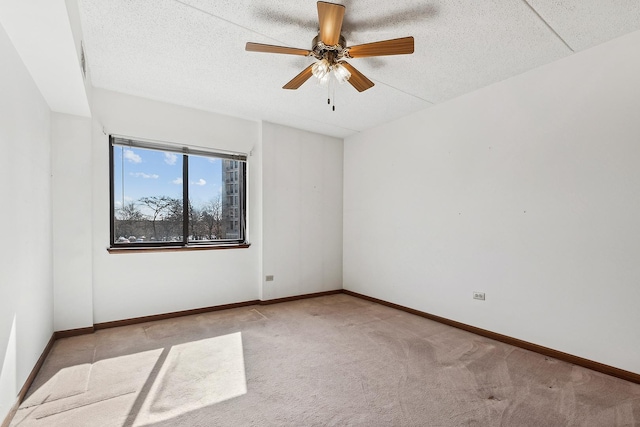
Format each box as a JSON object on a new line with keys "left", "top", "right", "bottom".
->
{"left": 78, "top": 0, "right": 640, "bottom": 138}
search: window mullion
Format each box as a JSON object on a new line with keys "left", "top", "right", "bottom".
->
{"left": 182, "top": 153, "right": 189, "bottom": 245}
{"left": 109, "top": 136, "right": 115, "bottom": 246}
{"left": 240, "top": 161, "right": 246, "bottom": 241}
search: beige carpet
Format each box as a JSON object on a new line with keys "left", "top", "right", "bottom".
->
{"left": 11, "top": 294, "right": 640, "bottom": 426}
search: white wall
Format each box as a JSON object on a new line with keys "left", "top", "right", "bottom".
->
{"left": 52, "top": 113, "right": 93, "bottom": 331}
{"left": 344, "top": 30, "right": 640, "bottom": 374}
{"left": 0, "top": 0, "right": 90, "bottom": 117}
{"left": 89, "top": 89, "right": 262, "bottom": 323}
{"left": 0, "top": 23, "right": 53, "bottom": 420}
{"left": 262, "top": 122, "right": 343, "bottom": 299}
{"left": 64, "top": 0, "right": 93, "bottom": 109}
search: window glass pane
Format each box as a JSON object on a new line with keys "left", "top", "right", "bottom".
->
{"left": 113, "top": 146, "right": 183, "bottom": 244}
{"left": 187, "top": 155, "right": 243, "bottom": 242}
{"left": 222, "top": 158, "right": 242, "bottom": 240}
{"left": 187, "top": 154, "right": 223, "bottom": 242}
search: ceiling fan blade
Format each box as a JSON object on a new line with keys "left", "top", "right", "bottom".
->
{"left": 246, "top": 42, "right": 311, "bottom": 56}
{"left": 283, "top": 65, "right": 314, "bottom": 90}
{"left": 341, "top": 62, "right": 374, "bottom": 92}
{"left": 346, "top": 36, "right": 414, "bottom": 58}
{"left": 317, "top": 1, "right": 345, "bottom": 46}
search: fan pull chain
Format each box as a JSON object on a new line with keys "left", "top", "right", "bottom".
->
{"left": 325, "top": 75, "right": 336, "bottom": 111}
{"left": 332, "top": 81, "right": 336, "bottom": 111}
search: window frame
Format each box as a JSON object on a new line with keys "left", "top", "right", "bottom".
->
{"left": 108, "top": 135, "right": 248, "bottom": 250}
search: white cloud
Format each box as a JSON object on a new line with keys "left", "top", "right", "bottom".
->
{"left": 130, "top": 172, "right": 159, "bottom": 179}
{"left": 192, "top": 178, "right": 206, "bottom": 186}
{"left": 164, "top": 153, "right": 177, "bottom": 165}
{"left": 208, "top": 158, "right": 219, "bottom": 164}
{"left": 124, "top": 149, "right": 142, "bottom": 163}
{"left": 115, "top": 200, "right": 122, "bottom": 207}
{"left": 172, "top": 177, "right": 183, "bottom": 184}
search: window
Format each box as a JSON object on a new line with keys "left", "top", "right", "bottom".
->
{"left": 109, "top": 136, "right": 247, "bottom": 248}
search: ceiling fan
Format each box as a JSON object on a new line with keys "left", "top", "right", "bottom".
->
{"left": 245, "top": 1, "right": 414, "bottom": 95}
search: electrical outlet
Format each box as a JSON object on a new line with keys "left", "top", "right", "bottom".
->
{"left": 265, "top": 275, "right": 274, "bottom": 282}
{"left": 473, "top": 292, "right": 485, "bottom": 301}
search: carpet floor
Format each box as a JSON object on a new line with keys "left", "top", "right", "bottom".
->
{"left": 11, "top": 294, "right": 640, "bottom": 426}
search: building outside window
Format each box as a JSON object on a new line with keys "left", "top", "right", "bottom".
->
{"left": 221, "top": 158, "right": 242, "bottom": 239}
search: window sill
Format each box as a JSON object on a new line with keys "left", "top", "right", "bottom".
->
{"left": 107, "top": 243, "right": 251, "bottom": 254}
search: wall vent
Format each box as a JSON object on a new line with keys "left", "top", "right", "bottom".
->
{"left": 80, "top": 41, "right": 87, "bottom": 79}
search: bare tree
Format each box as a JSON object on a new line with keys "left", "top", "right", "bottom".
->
{"left": 201, "top": 196, "right": 223, "bottom": 239}
{"left": 138, "top": 196, "right": 175, "bottom": 240}
{"left": 161, "top": 198, "right": 184, "bottom": 241}
{"left": 188, "top": 200, "right": 202, "bottom": 241}
{"left": 115, "top": 202, "right": 144, "bottom": 239}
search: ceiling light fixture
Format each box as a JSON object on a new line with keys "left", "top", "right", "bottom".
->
{"left": 311, "top": 58, "right": 330, "bottom": 80}
{"left": 310, "top": 50, "right": 352, "bottom": 110}
{"left": 333, "top": 63, "right": 351, "bottom": 84}
{"left": 311, "top": 57, "right": 351, "bottom": 85}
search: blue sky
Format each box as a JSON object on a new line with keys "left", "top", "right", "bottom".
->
{"left": 113, "top": 146, "right": 222, "bottom": 213}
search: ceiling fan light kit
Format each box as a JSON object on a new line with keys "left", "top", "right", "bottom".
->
{"left": 332, "top": 63, "right": 351, "bottom": 84}
{"left": 246, "top": 1, "right": 414, "bottom": 109}
{"left": 311, "top": 58, "right": 351, "bottom": 86}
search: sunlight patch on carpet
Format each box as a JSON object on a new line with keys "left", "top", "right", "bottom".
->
{"left": 134, "top": 332, "right": 247, "bottom": 426}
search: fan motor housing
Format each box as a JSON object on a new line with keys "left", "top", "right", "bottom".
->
{"left": 312, "top": 34, "right": 347, "bottom": 59}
